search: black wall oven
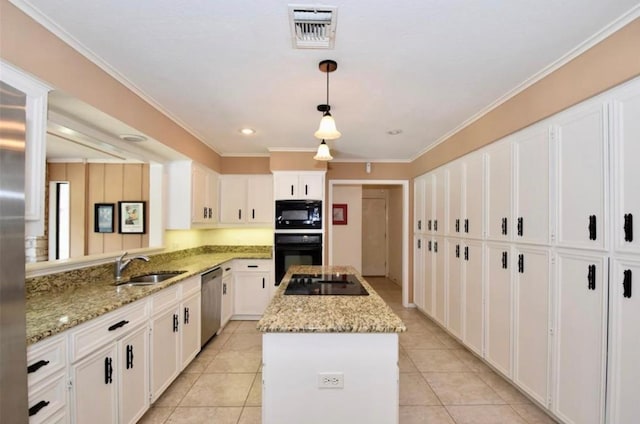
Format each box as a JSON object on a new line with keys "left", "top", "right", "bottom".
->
{"left": 274, "top": 233, "right": 323, "bottom": 285}
{"left": 275, "top": 200, "right": 322, "bottom": 230}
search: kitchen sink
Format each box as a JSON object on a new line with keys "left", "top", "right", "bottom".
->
{"left": 117, "top": 271, "right": 186, "bottom": 286}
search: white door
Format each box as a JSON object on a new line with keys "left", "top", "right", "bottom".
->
{"left": 446, "top": 238, "right": 463, "bottom": 339}
{"left": 414, "top": 177, "right": 425, "bottom": 233}
{"left": 464, "top": 153, "right": 484, "bottom": 239}
{"left": 612, "top": 80, "right": 640, "bottom": 254}
{"left": 555, "top": 102, "right": 607, "bottom": 250}
{"left": 463, "top": 240, "right": 483, "bottom": 356}
{"left": 433, "top": 236, "right": 446, "bottom": 325}
{"left": 274, "top": 173, "right": 299, "bottom": 200}
{"left": 180, "top": 292, "right": 202, "bottom": 370}
{"left": 513, "top": 124, "right": 551, "bottom": 245}
{"left": 424, "top": 174, "right": 434, "bottom": 233}
{"left": 433, "top": 169, "right": 446, "bottom": 235}
{"left": 299, "top": 173, "right": 324, "bottom": 199}
{"left": 219, "top": 176, "right": 247, "bottom": 223}
{"left": 424, "top": 237, "right": 434, "bottom": 315}
{"left": 247, "top": 175, "right": 273, "bottom": 224}
{"left": 553, "top": 251, "right": 607, "bottom": 424}
{"left": 412, "top": 236, "right": 424, "bottom": 310}
{"left": 447, "top": 162, "right": 463, "bottom": 237}
{"left": 191, "top": 164, "right": 208, "bottom": 223}
{"left": 513, "top": 246, "right": 551, "bottom": 406}
{"left": 150, "top": 307, "right": 180, "bottom": 401}
{"left": 72, "top": 344, "right": 118, "bottom": 424}
{"left": 484, "top": 243, "right": 513, "bottom": 377}
{"left": 607, "top": 259, "right": 640, "bottom": 424}
{"left": 119, "top": 325, "right": 149, "bottom": 424}
{"left": 362, "top": 197, "right": 387, "bottom": 276}
{"left": 485, "top": 139, "right": 512, "bottom": 241}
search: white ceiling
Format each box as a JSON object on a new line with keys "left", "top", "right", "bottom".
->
{"left": 15, "top": 0, "right": 640, "bottom": 161}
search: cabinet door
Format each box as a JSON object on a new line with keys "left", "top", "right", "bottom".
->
{"left": 424, "top": 174, "right": 434, "bottom": 234}
{"left": 413, "top": 236, "right": 425, "bottom": 310}
{"left": 234, "top": 272, "right": 270, "bottom": 315}
{"left": 221, "top": 274, "right": 234, "bottom": 327}
{"left": 433, "top": 169, "right": 445, "bottom": 235}
{"left": 247, "top": 175, "right": 273, "bottom": 223}
{"left": 446, "top": 238, "right": 462, "bottom": 339}
{"left": 150, "top": 307, "right": 180, "bottom": 401}
{"left": 72, "top": 344, "right": 118, "bottom": 424}
{"left": 555, "top": 103, "right": 607, "bottom": 250}
{"left": 299, "top": 173, "right": 324, "bottom": 199}
{"left": 414, "top": 177, "right": 425, "bottom": 233}
{"left": 424, "top": 237, "right": 434, "bottom": 316}
{"left": 463, "top": 240, "right": 483, "bottom": 356}
{"left": 219, "top": 176, "right": 247, "bottom": 223}
{"left": 612, "top": 81, "right": 640, "bottom": 254}
{"left": 433, "top": 237, "right": 446, "bottom": 325}
{"left": 485, "top": 140, "right": 512, "bottom": 241}
{"left": 463, "top": 153, "right": 484, "bottom": 240}
{"left": 446, "top": 162, "right": 463, "bottom": 237}
{"left": 513, "top": 124, "right": 551, "bottom": 245}
{"left": 484, "top": 243, "right": 513, "bottom": 377}
{"left": 513, "top": 247, "right": 550, "bottom": 405}
{"left": 119, "top": 325, "right": 149, "bottom": 424}
{"left": 207, "top": 171, "right": 219, "bottom": 224}
{"left": 181, "top": 292, "right": 201, "bottom": 370}
{"left": 607, "top": 259, "right": 640, "bottom": 424}
{"left": 274, "top": 174, "right": 299, "bottom": 200}
{"left": 191, "top": 164, "right": 209, "bottom": 224}
{"left": 553, "top": 252, "right": 606, "bottom": 424}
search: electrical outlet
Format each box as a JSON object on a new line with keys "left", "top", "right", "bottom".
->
{"left": 318, "top": 372, "right": 344, "bottom": 389}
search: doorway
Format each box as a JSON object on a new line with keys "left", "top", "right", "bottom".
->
{"left": 362, "top": 196, "right": 387, "bottom": 276}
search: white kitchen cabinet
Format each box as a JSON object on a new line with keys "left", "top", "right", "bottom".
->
{"left": 414, "top": 176, "right": 425, "bottom": 233}
{"left": 433, "top": 236, "right": 446, "bottom": 326}
{"left": 463, "top": 152, "right": 484, "bottom": 240}
{"left": 446, "top": 161, "right": 463, "bottom": 237}
{"left": 424, "top": 174, "right": 434, "bottom": 234}
{"left": 611, "top": 79, "right": 640, "bottom": 255}
{"left": 167, "top": 160, "right": 219, "bottom": 229}
{"left": 221, "top": 264, "right": 234, "bottom": 328}
{"left": 446, "top": 238, "right": 463, "bottom": 339}
{"left": 433, "top": 169, "right": 446, "bottom": 235}
{"left": 150, "top": 303, "right": 180, "bottom": 401}
{"left": 513, "top": 246, "right": 551, "bottom": 406}
{"left": 485, "top": 139, "right": 513, "bottom": 242}
{"left": 554, "top": 102, "right": 607, "bottom": 251}
{"left": 28, "top": 373, "right": 68, "bottom": 424}
{"left": 413, "top": 235, "right": 425, "bottom": 310}
{"left": 462, "top": 240, "right": 483, "bottom": 356}
{"left": 553, "top": 251, "right": 607, "bottom": 424}
{"left": 118, "top": 325, "right": 149, "bottom": 424}
{"left": 234, "top": 260, "right": 271, "bottom": 317}
{"left": 180, "top": 291, "right": 201, "bottom": 370}
{"left": 423, "top": 237, "right": 435, "bottom": 316}
{"left": 484, "top": 243, "right": 513, "bottom": 377}
{"left": 273, "top": 171, "right": 324, "bottom": 200}
{"left": 219, "top": 175, "right": 273, "bottom": 224}
{"left": 513, "top": 123, "right": 551, "bottom": 245}
{"left": 607, "top": 258, "right": 640, "bottom": 424}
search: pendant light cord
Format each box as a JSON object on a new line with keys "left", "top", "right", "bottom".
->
{"left": 326, "top": 65, "right": 330, "bottom": 112}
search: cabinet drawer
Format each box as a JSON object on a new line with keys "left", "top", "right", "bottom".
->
{"left": 182, "top": 275, "right": 201, "bottom": 297}
{"left": 27, "top": 334, "right": 66, "bottom": 388}
{"left": 28, "top": 371, "right": 67, "bottom": 424}
{"left": 70, "top": 299, "right": 149, "bottom": 362}
{"left": 234, "top": 259, "right": 271, "bottom": 272}
{"left": 151, "top": 284, "right": 181, "bottom": 314}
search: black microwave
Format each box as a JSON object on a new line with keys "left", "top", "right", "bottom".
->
{"left": 275, "top": 200, "right": 322, "bottom": 230}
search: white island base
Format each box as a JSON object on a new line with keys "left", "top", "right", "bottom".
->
{"left": 262, "top": 332, "right": 399, "bottom": 424}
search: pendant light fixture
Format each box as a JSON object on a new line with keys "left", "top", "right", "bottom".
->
{"left": 313, "top": 139, "right": 333, "bottom": 161}
{"left": 314, "top": 60, "right": 341, "bottom": 140}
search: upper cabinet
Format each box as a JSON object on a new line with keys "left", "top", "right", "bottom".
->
{"left": 273, "top": 172, "right": 324, "bottom": 200}
{"left": 485, "top": 139, "right": 513, "bottom": 242}
{"left": 219, "top": 175, "right": 273, "bottom": 225}
{"left": 166, "top": 161, "right": 219, "bottom": 229}
{"left": 1, "top": 62, "right": 50, "bottom": 237}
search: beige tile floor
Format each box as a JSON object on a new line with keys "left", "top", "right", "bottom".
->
{"left": 138, "top": 277, "right": 558, "bottom": 424}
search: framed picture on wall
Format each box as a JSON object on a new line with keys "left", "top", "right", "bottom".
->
{"left": 118, "top": 201, "right": 146, "bottom": 234}
{"left": 94, "top": 203, "right": 115, "bottom": 233}
{"left": 332, "top": 203, "right": 348, "bottom": 225}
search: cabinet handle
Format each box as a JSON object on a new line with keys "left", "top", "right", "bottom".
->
{"left": 428, "top": 220, "right": 432, "bottom": 231}
{"left": 464, "top": 219, "right": 469, "bottom": 234}
{"left": 204, "top": 207, "right": 207, "bottom": 219}
{"left": 305, "top": 184, "right": 308, "bottom": 195}
{"left": 623, "top": 269, "right": 632, "bottom": 298}
{"left": 502, "top": 251, "right": 508, "bottom": 269}
{"left": 587, "top": 264, "right": 596, "bottom": 290}
{"left": 518, "top": 254, "right": 524, "bottom": 273}
{"left": 517, "top": 217, "right": 523, "bottom": 237}
{"left": 173, "top": 314, "right": 179, "bottom": 332}
{"left": 208, "top": 207, "right": 212, "bottom": 219}
{"left": 28, "top": 400, "right": 50, "bottom": 417}
{"left": 184, "top": 307, "right": 190, "bottom": 324}
{"left": 455, "top": 244, "right": 460, "bottom": 258}
{"left": 428, "top": 240, "right": 432, "bottom": 251}
{"left": 126, "top": 344, "right": 134, "bottom": 369}
{"left": 418, "top": 239, "right": 421, "bottom": 249}
{"left": 455, "top": 219, "right": 460, "bottom": 233}
{"left": 291, "top": 185, "right": 294, "bottom": 196}
{"left": 434, "top": 220, "right": 438, "bottom": 231}
{"left": 464, "top": 246, "right": 469, "bottom": 261}
{"left": 27, "top": 360, "right": 50, "bottom": 374}
{"left": 225, "top": 267, "right": 231, "bottom": 271}
{"left": 238, "top": 209, "right": 242, "bottom": 220}
{"left": 434, "top": 241, "right": 438, "bottom": 253}
{"left": 501, "top": 217, "right": 508, "bottom": 235}
{"left": 418, "top": 220, "right": 421, "bottom": 230}
{"left": 262, "top": 278, "right": 266, "bottom": 289}
{"left": 624, "top": 213, "right": 633, "bottom": 242}
{"left": 223, "top": 282, "right": 227, "bottom": 295}
{"left": 104, "top": 357, "right": 113, "bottom": 384}
{"left": 108, "top": 320, "right": 129, "bottom": 332}
{"left": 589, "top": 215, "right": 597, "bottom": 240}
{"left": 248, "top": 265, "right": 259, "bottom": 268}
{"left": 252, "top": 209, "right": 255, "bottom": 220}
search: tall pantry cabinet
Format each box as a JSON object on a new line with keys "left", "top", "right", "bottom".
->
{"left": 412, "top": 75, "right": 640, "bottom": 424}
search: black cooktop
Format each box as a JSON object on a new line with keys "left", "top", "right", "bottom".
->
{"left": 284, "top": 273, "right": 369, "bottom": 296}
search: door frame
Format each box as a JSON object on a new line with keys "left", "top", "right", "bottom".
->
{"left": 328, "top": 179, "right": 410, "bottom": 307}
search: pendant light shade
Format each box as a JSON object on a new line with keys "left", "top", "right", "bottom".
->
{"left": 313, "top": 140, "right": 333, "bottom": 161}
{"left": 314, "top": 112, "right": 341, "bottom": 140}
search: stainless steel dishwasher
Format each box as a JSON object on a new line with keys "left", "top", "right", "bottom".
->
{"left": 201, "top": 266, "right": 222, "bottom": 347}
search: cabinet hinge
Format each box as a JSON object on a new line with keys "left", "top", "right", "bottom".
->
{"left": 549, "top": 328, "right": 554, "bottom": 336}
{"left": 549, "top": 128, "right": 556, "bottom": 142}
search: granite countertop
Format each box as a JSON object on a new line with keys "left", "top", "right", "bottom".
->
{"left": 257, "top": 265, "right": 406, "bottom": 334}
{"left": 26, "top": 246, "right": 271, "bottom": 345}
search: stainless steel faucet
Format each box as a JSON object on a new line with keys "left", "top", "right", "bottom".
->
{"left": 114, "top": 251, "right": 150, "bottom": 281}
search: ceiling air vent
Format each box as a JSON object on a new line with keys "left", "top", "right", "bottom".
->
{"left": 288, "top": 5, "right": 337, "bottom": 49}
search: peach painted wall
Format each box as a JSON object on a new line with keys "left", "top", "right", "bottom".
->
{"left": 220, "top": 157, "right": 271, "bottom": 174}
{"left": 269, "top": 151, "right": 328, "bottom": 171}
{"left": 331, "top": 185, "right": 363, "bottom": 272}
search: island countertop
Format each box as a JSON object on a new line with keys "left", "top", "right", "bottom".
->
{"left": 257, "top": 265, "right": 406, "bottom": 333}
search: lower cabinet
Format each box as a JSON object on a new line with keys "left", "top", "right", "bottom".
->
{"left": 233, "top": 260, "right": 271, "bottom": 317}
{"left": 433, "top": 237, "right": 446, "bottom": 326}
{"left": 446, "top": 238, "right": 463, "bottom": 339}
{"left": 221, "top": 264, "right": 234, "bottom": 328}
{"left": 180, "top": 291, "right": 202, "bottom": 370}
{"left": 462, "top": 240, "right": 483, "bottom": 356}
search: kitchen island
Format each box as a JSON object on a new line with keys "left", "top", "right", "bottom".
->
{"left": 257, "top": 265, "right": 406, "bottom": 424}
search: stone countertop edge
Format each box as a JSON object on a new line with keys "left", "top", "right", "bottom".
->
{"left": 257, "top": 265, "right": 406, "bottom": 334}
{"left": 26, "top": 249, "right": 271, "bottom": 346}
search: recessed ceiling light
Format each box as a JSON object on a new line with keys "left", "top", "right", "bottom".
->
{"left": 119, "top": 134, "right": 147, "bottom": 142}
{"left": 240, "top": 128, "right": 256, "bottom": 135}
{"left": 386, "top": 129, "right": 403, "bottom": 136}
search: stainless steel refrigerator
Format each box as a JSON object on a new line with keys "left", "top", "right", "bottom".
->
{"left": 0, "top": 80, "right": 29, "bottom": 423}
